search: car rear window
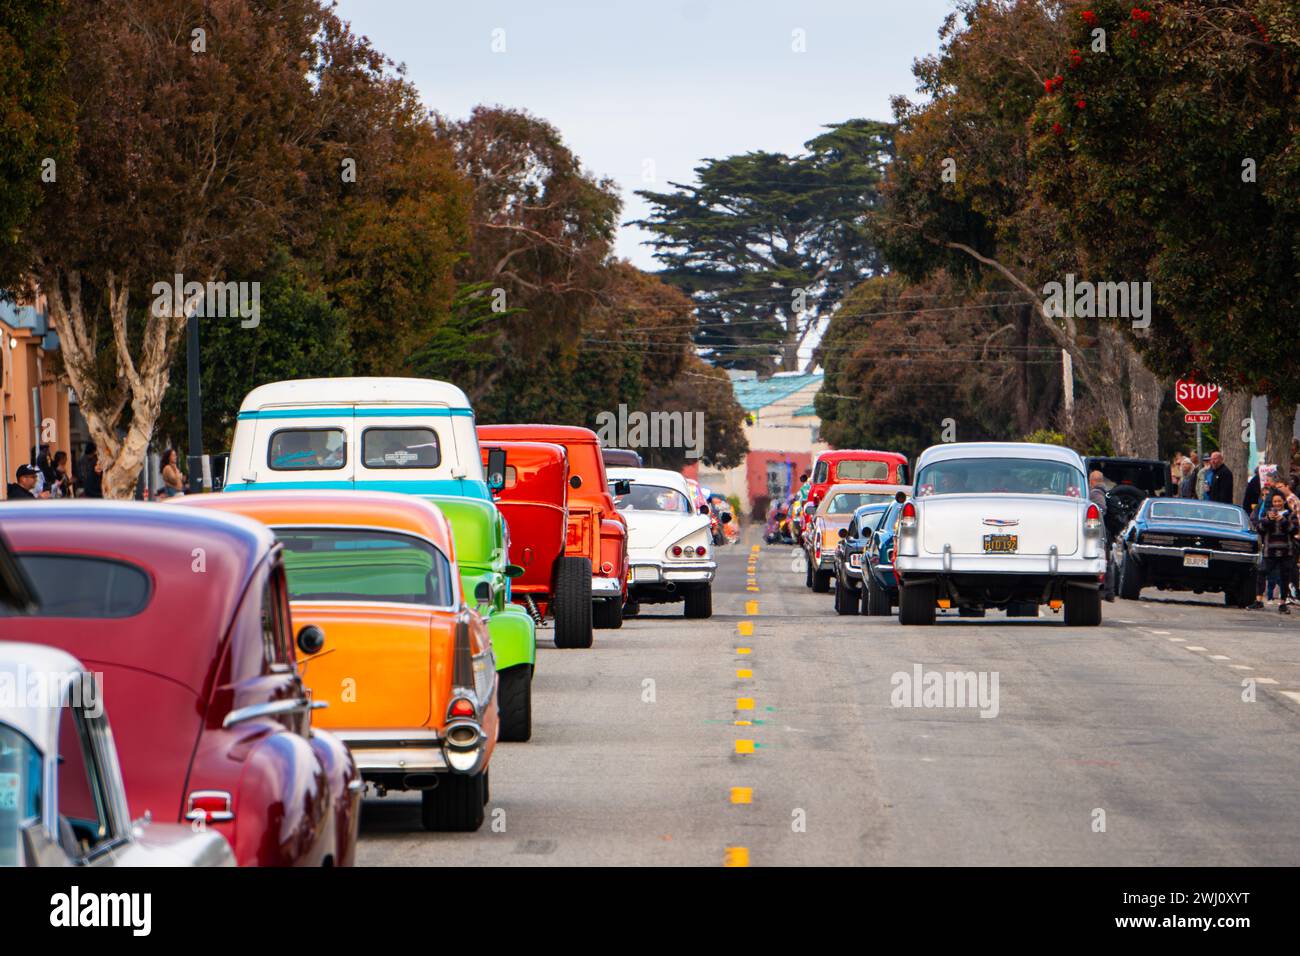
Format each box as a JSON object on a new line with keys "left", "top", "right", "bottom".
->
{"left": 2, "top": 555, "right": 151, "bottom": 618}
{"left": 362, "top": 427, "right": 440, "bottom": 469}
{"left": 837, "top": 460, "right": 889, "bottom": 482}
{"left": 1148, "top": 501, "right": 1245, "bottom": 526}
{"left": 268, "top": 428, "right": 347, "bottom": 471}
{"left": 276, "top": 529, "right": 453, "bottom": 606}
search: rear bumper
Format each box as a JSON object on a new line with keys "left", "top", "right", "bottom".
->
{"left": 340, "top": 731, "right": 448, "bottom": 774}
{"left": 1131, "top": 543, "right": 1258, "bottom": 566}
{"left": 628, "top": 561, "right": 715, "bottom": 585}
{"left": 897, "top": 554, "right": 1104, "bottom": 576}
{"left": 591, "top": 575, "right": 624, "bottom": 597}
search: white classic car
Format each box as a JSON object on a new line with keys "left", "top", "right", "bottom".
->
{"left": 894, "top": 442, "right": 1105, "bottom": 626}
{"left": 607, "top": 467, "right": 720, "bottom": 618}
{"left": 1, "top": 643, "right": 236, "bottom": 867}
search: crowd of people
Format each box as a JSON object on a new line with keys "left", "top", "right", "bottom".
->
{"left": 1170, "top": 442, "right": 1300, "bottom": 614}
{"left": 3, "top": 443, "right": 186, "bottom": 502}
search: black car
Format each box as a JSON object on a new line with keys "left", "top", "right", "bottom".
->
{"left": 1114, "top": 498, "right": 1259, "bottom": 606}
{"left": 831, "top": 503, "right": 892, "bottom": 615}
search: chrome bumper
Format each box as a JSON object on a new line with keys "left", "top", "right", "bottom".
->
{"left": 628, "top": 561, "right": 716, "bottom": 585}
{"left": 1131, "top": 544, "right": 1259, "bottom": 565}
{"left": 896, "top": 554, "right": 1106, "bottom": 576}
{"left": 340, "top": 731, "right": 448, "bottom": 773}
{"left": 591, "top": 575, "right": 624, "bottom": 597}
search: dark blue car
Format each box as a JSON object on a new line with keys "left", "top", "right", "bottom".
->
{"left": 832, "top": 503, "right": 892, "bottom": 615}
{"left": 1115, "top": 498, "right": 1259, "bottom": 606}
{"left": 862, "top": 500, "right": 904, "bottom": 616}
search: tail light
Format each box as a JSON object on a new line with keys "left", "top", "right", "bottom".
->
{"left": 1085, "top": 503, "right": 1101, "bottom": 532}
{"left": 187, "top": 790, "right": 234, "bottom": 823}
{"left": 449, "top": 697, "right": 475, "bottom": 718}
{"left": 566, "top": 522, "right": 580, "bottom": 547}
{"left": 601, "top": 561, "right": 614, "bottom": 575}
{"left": 696, "top": 545, "right": 707, "bottom": 558}
{"left": 672, "top": 545, "right": 683, "bottom": 556}
{"left": 900, "top": 501, "right": 917, "bottom": 529}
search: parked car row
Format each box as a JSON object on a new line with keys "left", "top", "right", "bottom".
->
{"left": 805, "top": 443, "right": 1263, "bottom": 625}
{"left": 1, "top": 376, "right": 730, "bottom": 866}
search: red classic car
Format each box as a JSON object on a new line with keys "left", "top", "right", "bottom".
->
{"left": 0, "top": 501, "right": 362, "bottom": 866}
{"left": 478, "top": 425, "right": 630, "bottom": 643}
{"left": 479, "top": 440, "right": 596, "bottom": 644}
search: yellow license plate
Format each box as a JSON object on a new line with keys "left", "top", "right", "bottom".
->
{"left": 983, "top": 534, "right": 1018, "bottom": 553}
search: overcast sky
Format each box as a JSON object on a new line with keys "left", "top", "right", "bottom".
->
{"left": 333, "top": 0, "right": 956, "bottom": 271}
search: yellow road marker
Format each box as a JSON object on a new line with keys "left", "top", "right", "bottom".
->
{"left": 737, "top": 668, "right": 753, "bottom": 679}
{"left": 735, "top": 739, "right": 755, "bottom": 754}
{"left": 745, "top": 600, "right": 759, "bottom": 615}
{"left": 724, "top": 846, "right": 750, "bottom": 867}
{"left": 746, "top": 586, "right": 760, "bottom": 592}
{"left": 736, "top": 647, "right": 752, "bottom": 655}
{"left": 736, "top": 697, "right": 754, "bottom": 710}
{"left": 730, "top": 787, "right": 752, "bottom": 805}
{"left": 734, "top": 720, "right": 752, "bottom": 726}
{"left": 737, "top": 621, "right": 754, "bottom": 636}
{"left": 751, "top": 545, "right": 760, "bottom": 553}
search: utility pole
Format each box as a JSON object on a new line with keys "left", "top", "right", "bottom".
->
{"left": 1061, "top": 349, "right": 1074, "bottom": 434}
{"left": 186, "top": 312, "right": 206, "bottom": 491}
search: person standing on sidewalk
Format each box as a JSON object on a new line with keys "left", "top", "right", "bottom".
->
{"left": 1204, "top": 451, "right": 1234, "bottom": 504}
{"left": 1251, "top": 491, "right": 1298, "bottom": 612}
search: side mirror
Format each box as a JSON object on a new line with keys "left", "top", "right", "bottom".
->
{"left": 505, "top": 564, "right": 525, "bottom": 579}
{"left": 569, "top": 475, "right": 583, "bottom": 490}
{"left": 296, "top": 625, "right": 325, "bottom": 655}
{"left": 474, "top": 581, "right": 492, "bottom": 605}
{"left": 486, "top": 448, "right": 507, "bottom": 491}
{"left": 895, "top": 491, "right": 908, "bottom": 504}
{"left": 838, "top": 527, "right": 848, "bottom": 539}
{"left": 613, "top": 479, "right": 631, "bottom": 496}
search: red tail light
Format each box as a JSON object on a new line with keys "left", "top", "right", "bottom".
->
{"left": 450, "top": 698, "right": 475, "bottom": 718}
{"left": 187, "top": 790, "right": 234, "bottom": 823}
{"left": 1086, "top": 503, "right": 1099, "bottom": 521}
{"left": 1085, "top": 503, "right": 1102, "bottom": 532}
{"left": 672, "top": 546, "right": 682, "bottom": 556}
{"left": 901, "top": 501, "right": 917, "bottom": 528}
{"left": 696, "top": 545, "right": 707, "bottom": 558}
{"left": 566, "top": 522, "right": 580, "bottom": 547}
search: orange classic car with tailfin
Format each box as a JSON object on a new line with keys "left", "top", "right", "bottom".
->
{"left": 175, "top": 490, "right": 498, "bottom": 832}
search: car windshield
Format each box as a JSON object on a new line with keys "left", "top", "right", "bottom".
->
{"left": 836, "top": 460, "right": 889, "bottom": 482}
{"left": 827, "top": 492, "right": 897, "bottom": 514}
{"left": 277, "top": 529, "right": 453, "bottom": 605}
{"left": 1148, "top": 501, "right": 1246, "bottom": 527}
{"left": 0, "top": 724, "right": 42, "bottom": 866}
{"left": 915, "top": 458, "right": 1084, "bottom": 498}
{"left": 611, "top": 483, "right": 691, "bottom": 513}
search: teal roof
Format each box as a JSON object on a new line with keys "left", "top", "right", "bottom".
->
{"left": 793, "top": 403, "right": 816, "bottom": 417}
{"left": 732, "top": 373, "right": 823, "bottom": 413}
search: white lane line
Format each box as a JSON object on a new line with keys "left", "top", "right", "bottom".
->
{"left": 1185, "top": 645, "right": 1208, "bottom": 652}
{"left": 1229, "top": 664, "right": 1253, "bottom": 670}
{"left": 1148, "top": 629, "right": 1172, "bottom": 635}
{"left": 1208, "top": 654, "right": 1231, "bottom": 660}
{"left": 1256, "top": 678, "right": 1279, "bottom": 686}
{"left": 1168, "top": 637, "right": 1186, "bottom": 643}
{"left": 1281, "top": 692, "right": 1300, "bottom": 705}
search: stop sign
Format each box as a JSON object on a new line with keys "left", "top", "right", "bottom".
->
{"left": 1175, "top": 379, "right": 1221, "bottom": 414}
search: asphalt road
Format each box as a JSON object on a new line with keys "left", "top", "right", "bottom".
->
{"left": 357, "top": 527, "right": 1300, "bottom": 866}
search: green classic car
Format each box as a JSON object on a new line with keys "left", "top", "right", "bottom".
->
{"left": 426, "top": 496, "right": 537, "bottom": 742}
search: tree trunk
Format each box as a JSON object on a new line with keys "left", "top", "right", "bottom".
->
{"left": 1218, "top": 390, "right": 1251, "bottom": 491}
{"left": 1265, "top": 396, "right": 1297, "bottom": 473}
{"left": 1127, "top": 347, "right": 1162, "bottom": 459}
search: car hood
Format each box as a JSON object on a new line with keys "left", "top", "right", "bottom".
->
{"left": 620, "top": 511, "right": 711, "bottom": 553}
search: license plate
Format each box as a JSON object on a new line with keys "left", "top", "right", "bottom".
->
{"left": 983, "top": 534, "right": 1018, "bottom": 553}
{"left": 632, "top": 566, "right": 659, "bottom": 583}
{"left": 1183, "top": 553, "right": 1209, "bottom": 568}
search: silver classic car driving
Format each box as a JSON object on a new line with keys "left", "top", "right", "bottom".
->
{"left": 894, "top": 442, "right": 1106, "bottom": 626}
{"left": 1, "top": 643, "right": 236, "bottom": 867}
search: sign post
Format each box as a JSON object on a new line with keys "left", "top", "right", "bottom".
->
{"left": 1175, "top": 379, "right": 1221, "bottom": 463}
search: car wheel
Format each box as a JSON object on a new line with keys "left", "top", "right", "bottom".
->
{"left": 496, "top": 664, "right": 533, "bottom": 743}
{"left": 683, "top": 584, "right": 713, "bottom": 619}
{"left": 898, "top": 580, "right": 936, "bottom": 626}
{"left": 812, "top": 569, "right": 832, "bottom": 593}
{"left": 865, "top": 574, "right": 889, "bottom": 616}
{"left": 1063, "top": 584, "right": 1103, "bottom": 626}
{"left": 421, "top": 772, "right": 486, "bottom": 832}
{"left": 552, "top": 556, "right": 593, "bottom": 648}
{"left": 593, "top": 596, "right": 624, "bottom": 630}
{"left": 1226, "top": 574, "right": 1255, "bottom": 608}
{"left": 1116, "top": 551, "right": 1142, "bottom": 600}
{"left": 804, "top": 554, "right": 814, "bottom": 588}
{"left": 834, "top": 579, "right": 860, "bottom": 615}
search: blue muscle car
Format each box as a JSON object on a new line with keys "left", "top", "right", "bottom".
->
{"left": 1115, "top": 498, "right": 1259, "bottom": 606}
